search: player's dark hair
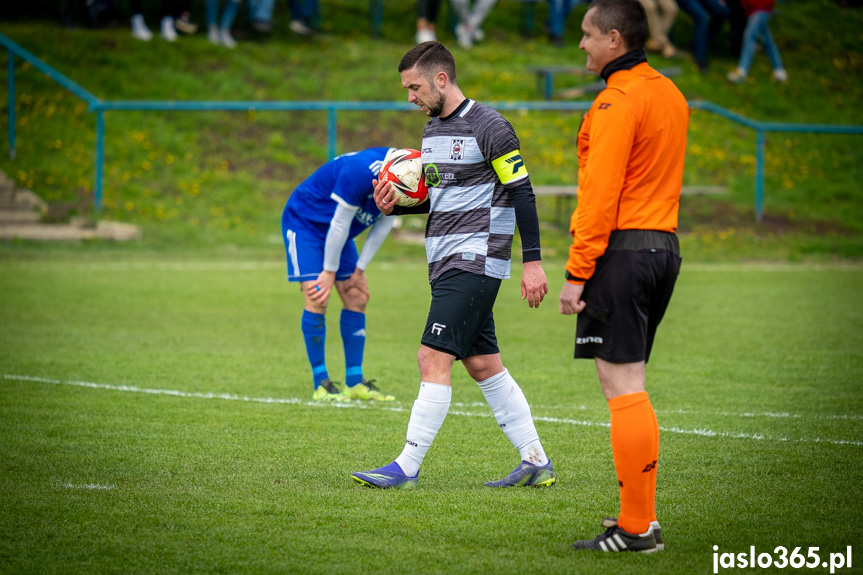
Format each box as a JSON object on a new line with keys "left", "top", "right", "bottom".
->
{"left": 588, "top": 0, "right": 649, "bottom": 51}
{"left": 398, "top": 41, "right": 458, "bottom": 85}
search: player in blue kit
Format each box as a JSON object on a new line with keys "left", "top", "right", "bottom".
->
{"left": 281, "top": 148, "right": 398, "bottom": 402}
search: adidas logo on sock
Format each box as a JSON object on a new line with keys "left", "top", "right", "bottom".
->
{"left": 353, "top": 329, "right": 366, "bottom": 337}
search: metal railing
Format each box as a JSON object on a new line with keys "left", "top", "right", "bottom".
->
{"left": 3, "top": 31, "right": 862, "bottom": 221}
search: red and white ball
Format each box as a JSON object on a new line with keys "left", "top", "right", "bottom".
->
{"left": 379, "top": 148, "right": 429, "bottom": 207}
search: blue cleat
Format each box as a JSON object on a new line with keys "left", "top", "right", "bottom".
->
{"left": 484, "top": 460, "right": 557, "bottom": 487}
{"left": 351, "top": 461, "right": 418, "bottom": 490}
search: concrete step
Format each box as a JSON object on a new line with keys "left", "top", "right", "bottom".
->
{"left": 0, "top": 220, "right": 142, "bottom": 241}
{"left": 0, "top": 210, "right": 42, "bottom": 224}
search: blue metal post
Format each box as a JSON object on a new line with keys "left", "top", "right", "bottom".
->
{"left": 755, "top": 129, "right": 764, "bottom": 222}
{"left": 95, "top": 109, "right": 104, "bottom": 215}
{"left": 7, "top": 49, "right": 15, "bottom": 160}
{"left": 327, "top": 107, "right": 337, "bottom": 160}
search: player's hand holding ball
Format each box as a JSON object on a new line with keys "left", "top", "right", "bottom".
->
{"left": 376, "top": 148, "right": 429, "bottom": 211}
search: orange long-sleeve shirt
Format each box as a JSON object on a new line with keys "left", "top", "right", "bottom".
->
{"left": 566, "top": 62, "right": 689, "bottom": 282}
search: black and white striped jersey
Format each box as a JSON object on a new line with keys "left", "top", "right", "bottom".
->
{"left": 420, "top": 99, "right": 530, "bottom": 283}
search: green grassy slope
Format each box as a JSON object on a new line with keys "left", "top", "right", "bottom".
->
{"left": 0, "top": 0, "right": 861, "bottom": 260}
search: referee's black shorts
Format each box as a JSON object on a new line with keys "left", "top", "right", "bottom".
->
{"left": 421, "top": 269, "right": 501, "bottom": 361}
{"left": 575, "top": 245, "right": 681, "bottom": 364}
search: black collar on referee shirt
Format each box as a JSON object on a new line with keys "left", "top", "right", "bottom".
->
{"left": 600, "top": 49, "right": 648, "bottom": 82}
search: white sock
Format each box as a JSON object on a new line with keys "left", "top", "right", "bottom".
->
{"left": 477, "top": 368, "right": 548, "bottom": 466}
{"left": 394, "top": 381, "right": 451, "bottom": 477}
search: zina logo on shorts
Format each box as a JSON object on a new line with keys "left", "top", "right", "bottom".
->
{"left": 576, "top": 336, "right": 603, "bottom": 344}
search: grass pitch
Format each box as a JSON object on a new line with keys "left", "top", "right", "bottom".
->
{"left": 1, "top": 253, "right": 861, "bottom": 574}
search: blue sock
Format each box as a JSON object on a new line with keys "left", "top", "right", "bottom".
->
{"left": 301, "top": 310, "right": 328, "bottom": 388}
{"left": 340, "top": 309, "right": 366, "bottom": 387}
{"left": 220, "top": 0, "right": 241, "bottom": 29}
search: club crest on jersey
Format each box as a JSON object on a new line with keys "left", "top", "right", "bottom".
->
{"left": 450, "top": 139, "right": 464, "bottom": 161}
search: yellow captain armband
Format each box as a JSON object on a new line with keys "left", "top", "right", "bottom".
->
{"left": 491, "top": 149, "right": 529, "bottom": 185}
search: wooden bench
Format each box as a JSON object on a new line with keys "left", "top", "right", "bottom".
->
{"left": 529, "top": 66, "right": 682, "bottom": 100}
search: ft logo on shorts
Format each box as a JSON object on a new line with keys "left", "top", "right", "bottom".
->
{"left": 431, "top": 322, "right": 446, "bottom": 335}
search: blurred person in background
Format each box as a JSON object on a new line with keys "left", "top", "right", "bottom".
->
{"left": 548, "top": 0, "right": 584, "bottom": 46}
{"left": 638, "top": 0, "right": 678, "bottom": 57}
{"left": 416, "top": 0, "right": 443, "bottom": 43}
{"left": 130, "top": 0, "right": 182, "bottom": 41}
{"left": 450, "top": 0, "right": 498, "bottom": 49}
{"left": 207, "top": 0, "right": 244, "bottom": 48}
{"left": 675, "top": 0, "right": 729, "bottom": 71}
{"left": 726, "top": 0, "right": 787, "bottom": 83}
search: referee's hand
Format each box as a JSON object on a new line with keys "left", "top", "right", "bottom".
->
{"left": 560, "top": 281, "right": 586, "bottom": 315}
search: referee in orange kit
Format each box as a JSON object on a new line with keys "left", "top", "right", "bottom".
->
{"left": 559, "top": 0, "right": 689, "bottom": 553}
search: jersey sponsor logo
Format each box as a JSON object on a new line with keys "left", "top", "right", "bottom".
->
{"left": 423, "top": 164, "right": 456, "bottom": 187}
{"left": 431, "top": 322, "right": 446, "bottom": 335}
{"left": 598, "top": 102, "right": 612, "bottom": 110}
{"left": 450, "top": 139, "right": 465, "bottom": 161}
{"left": 491, "top": 149, "right": 529, "bottom": 184}
{"left": 576, "top": 336, "right": 603, "bottom": 344}
{"left": 425, "top": 163, "right": 441, "bottom": 187}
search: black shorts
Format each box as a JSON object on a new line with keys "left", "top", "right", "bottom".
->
{"left": 422, "top": 269, "right": 501, "bottom": 361}
{"left": 574, "top": 249, "right": 681, "bottom": 363}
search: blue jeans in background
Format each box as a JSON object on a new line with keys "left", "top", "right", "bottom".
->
{"left": 675, "top": 0, "right": 729, "bottom": 69}
{"left": 247, "top": 0, "right": 274, "bottom": 23}
{"left": 547, "top": 0, "right": 582, "bottom": 40}
{"left": 737, "top": 11, "right": 783, "bottom": 73}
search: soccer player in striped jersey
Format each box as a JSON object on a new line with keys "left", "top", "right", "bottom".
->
{"left": 281, "top": 148, "right": 398, "bottom": 403}
{"left": 351, "top": 42, "right": 555, "bottom": 490}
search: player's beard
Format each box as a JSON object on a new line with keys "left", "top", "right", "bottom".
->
{"left": 426, "top": 89, "right": 446, "bottom": 118}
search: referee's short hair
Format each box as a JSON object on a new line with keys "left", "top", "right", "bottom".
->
{"left": 399, "top": 41, "right": 458, "bottom": 85}
{"left": 588, "top": 0, "right": 649, "bottom": 52}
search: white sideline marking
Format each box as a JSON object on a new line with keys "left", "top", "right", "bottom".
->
{"left": 4, "top": 374, "right": 862, "bottom": 447}
{"left": 658, "top": 408, "right": 863, "bottom": 422}
{"left": 60, "top": 482, "right": 116, "bottom": 490}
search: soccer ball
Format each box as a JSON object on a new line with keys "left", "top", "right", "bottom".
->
{"left": 379, "top": 148, "right": 429, "bottom": 207}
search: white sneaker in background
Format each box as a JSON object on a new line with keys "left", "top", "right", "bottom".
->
{"left": 207, "top": 24, "right": 220, "bottom": 45}
{"left": 219, "top": 28, "right": 237, "bottom": 49}
{"left": 415, "top": 28, "right": 436, "bottom": 44}
{"left": 726, "top": 68, "right": 747, "bottom": 84}
{"left": 131, "top": 14, "right": 153, "bottom": 41}
{"left": 455, "top": 23, "right": 473, "bottom": 49}
{"left": 772, "top": 68, "right": 788, "bottom": 82}
{"left": 160, "top": 16, "right": 177, "bottom": 41}
{"left": 289, "top": 19, "right": 314, "bottom": 37}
